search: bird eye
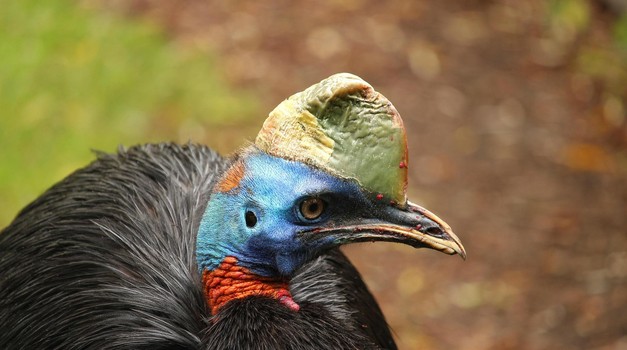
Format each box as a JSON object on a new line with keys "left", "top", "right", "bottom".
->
{"left": 299, "top": 197, "right": 325, "bottom": 221}
{"left": 245, "top": 210, "right": 257, "bottom": 228}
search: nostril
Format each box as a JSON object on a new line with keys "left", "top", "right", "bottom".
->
{"left": 425, "top": 226, "right": 444, "bottom": 237}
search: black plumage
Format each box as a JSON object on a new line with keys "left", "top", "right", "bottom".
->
{"left": 0, "top": 143, "right": 395, "bottom": 349}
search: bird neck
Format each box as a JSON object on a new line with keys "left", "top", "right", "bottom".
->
{"left": 202, "top": 256, "right": 300, "bottom": 315}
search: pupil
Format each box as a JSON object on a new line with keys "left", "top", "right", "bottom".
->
{"left": 308, "top": 203, "right": 319, "bottom": 214}
{"left": 245, "top": 210, "right": 257, "bottom": 228}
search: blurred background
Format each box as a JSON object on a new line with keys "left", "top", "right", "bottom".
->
{"left": 1, "top": 0, "right": 626, "bottom": 349}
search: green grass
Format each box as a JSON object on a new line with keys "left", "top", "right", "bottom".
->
{"left": 0, "top": 0, "right": 259, "bottom": 227}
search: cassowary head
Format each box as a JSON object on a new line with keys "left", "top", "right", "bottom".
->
{"left": 196, "top": 73, "right": 465, "bottom": 314}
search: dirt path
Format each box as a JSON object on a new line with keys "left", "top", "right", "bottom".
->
{"left": 98, "top": 1, "right": 627, "bottom": 348}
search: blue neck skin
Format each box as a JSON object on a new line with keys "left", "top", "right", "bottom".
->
{"left": 196, "top": 150, "right": 366, "bottom": 278}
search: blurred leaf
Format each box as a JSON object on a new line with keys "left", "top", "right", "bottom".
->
{"left": 561, "top": 142, "right": 614, "bottom": 172}
{"left": 548, "top": 0, "right": 590, "bottom": 31}
{"left": 576, "top": 47, "right": 627, "bottom": 97}
{"left": 614, "top": 14, "right": 627, "bottom": 52}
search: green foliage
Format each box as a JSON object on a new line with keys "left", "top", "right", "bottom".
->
{"left": 0, "top": 0, "right": 259, "bottom": 226}
{"left": 614, "top": 14, "right": 627, "bottom": 52}
{"left": 547, "top": 0, "right": 626, "bottom": 118}
{"left": 548, "top": 0, "right": 590, "bottom": 32}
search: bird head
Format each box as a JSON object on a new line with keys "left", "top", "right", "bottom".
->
{"left": 196, "top": 73, "right": 465, "bottom": 303}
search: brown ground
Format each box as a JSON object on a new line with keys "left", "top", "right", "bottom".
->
{"left": 97, "top": 1, "right": 626, "bottom": 349}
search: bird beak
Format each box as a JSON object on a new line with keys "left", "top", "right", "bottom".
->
{"left": 300, "top": 200, "right": 466, "bottom": 259}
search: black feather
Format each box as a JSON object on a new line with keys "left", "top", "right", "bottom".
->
{"left": 0, "top": 143, "right": 396, "bottom": 349}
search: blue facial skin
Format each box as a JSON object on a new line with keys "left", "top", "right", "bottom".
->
{"left": 196, "top": 150, "right": 372, "bottom": 277}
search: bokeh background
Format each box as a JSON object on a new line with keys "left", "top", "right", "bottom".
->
{"left": 1, "top": 0, "right": 626, "bottom": 349}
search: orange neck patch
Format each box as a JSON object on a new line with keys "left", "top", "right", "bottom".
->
{"left": 202, "top": 256, "right": 300, "bottom": 315}
{"left": 214, "top": 160, "right": 245, "bottom": 193}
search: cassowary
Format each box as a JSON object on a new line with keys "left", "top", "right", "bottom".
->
{"left": 0, "top": 73, "right": 465, "bottom": 349}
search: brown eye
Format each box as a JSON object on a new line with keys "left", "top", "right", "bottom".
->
{"left": 299, "top": 197, "right": 325, "bottom": 220}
